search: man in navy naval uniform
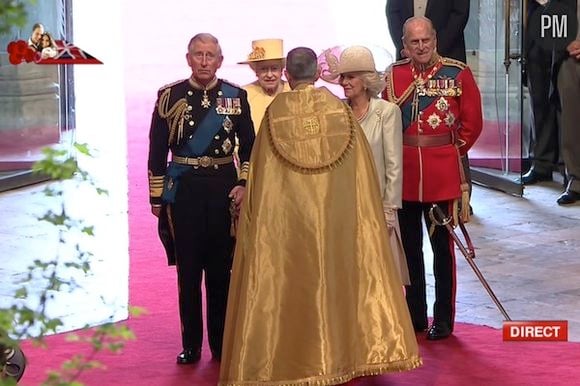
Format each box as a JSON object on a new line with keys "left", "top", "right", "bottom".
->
{"left": 147, "top": 33, "right": 255, "bottom": 364}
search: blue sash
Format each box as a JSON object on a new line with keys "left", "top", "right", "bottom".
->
{"left": 187, "top": 82, "right": 239, "bottom": 156}
{"left": 161, "top": 162, "right": 189, "bottom": 203}
{"left": 162, "top": 82, "right": 240, "bottom": 203}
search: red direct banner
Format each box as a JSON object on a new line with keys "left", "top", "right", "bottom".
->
{"left": 503, "top": 321, "right": 568, "bottom": 342}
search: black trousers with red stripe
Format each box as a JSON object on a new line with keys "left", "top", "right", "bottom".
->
{"left": 398, "top": 200, "right": 456, "bottom": 331}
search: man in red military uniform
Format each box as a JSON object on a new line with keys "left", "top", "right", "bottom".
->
{"left": 383, "top": 16, "right": 482, "bottom": 340}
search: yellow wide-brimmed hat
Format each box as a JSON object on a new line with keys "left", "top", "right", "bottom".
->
{"left": 238, "top": 38, "right": 285, "bottom": 64}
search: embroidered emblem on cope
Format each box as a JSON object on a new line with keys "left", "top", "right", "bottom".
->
{"left": 303, "top": 117, "right": 320, "bottom": 134}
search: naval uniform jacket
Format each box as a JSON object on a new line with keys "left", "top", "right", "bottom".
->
{"left": 148, "top": 77, "right": 254, "bottom": 203}
{"left": 148, "top": 77, "right": 255, "bottom": 264}
{"left": 383, "top": 57, "right": 482, "bottom": 203}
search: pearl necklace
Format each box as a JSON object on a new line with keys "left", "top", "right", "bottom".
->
{"left": 350, "top": 99, "right": 370, "bottom": 122}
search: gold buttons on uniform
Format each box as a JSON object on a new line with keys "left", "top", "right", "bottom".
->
{"left": 214, "top": 149, "right": 219, "bottom": 154}
{"left": 214, "top": 135, "right": 220, "bottom": 140}
{"left": 189, "top": 121, "right": 195, "bottom": 126}
{"left": 187, "top": 90, "right": 193, "bottom": 96}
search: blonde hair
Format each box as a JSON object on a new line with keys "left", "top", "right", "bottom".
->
{"left": 359, "top": 71, "right": 387, "bottom": 97}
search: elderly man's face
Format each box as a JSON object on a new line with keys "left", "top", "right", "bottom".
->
{"left": 403, "top": 20, "right": 437, "bottom": 66}
{"left": 186, "top": 39, "right": 223, "bottom": 86}
{"left": 253, "top": 59, "right": 284, "bottom": 95}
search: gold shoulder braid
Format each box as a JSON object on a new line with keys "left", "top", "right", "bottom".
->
{"left": 392, "top": 58, "right": 411, "bottom": 66}
{"left": 158, "top": 79, "right": 184, "bottom": 91}
{"left": 384, "top": 69, "right": 416, "bottom": 107}
{"left": 441, "top": 57, "right": 467, "bottom": 70}
{"left": 157, "top": 87, "right": 188, "bottom": 145}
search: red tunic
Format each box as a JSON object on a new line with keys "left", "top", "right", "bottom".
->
{"left": 383, "top": 57, "right": 483, "bottom": 202}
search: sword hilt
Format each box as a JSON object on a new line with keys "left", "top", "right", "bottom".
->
{"left": 428, "top": 204, "right": 452, "bottom": 227}
{"left": 428, "top": 204, "right": 476, "bottom": 259}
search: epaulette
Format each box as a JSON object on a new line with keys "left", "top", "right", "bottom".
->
{"left": 392, "top": 58, "right": 411, "bottom": 67}
{"left": 221, "top": 79, "right": 243, "bottom": 89}
{"left": 158, "top": 79, "right": 186, "bottom": 92}
{"left": 441, "top": 57, "right": 466, "bottom": 70}
{"left": 382, "top": 63, "right": 394, "bottom": 79}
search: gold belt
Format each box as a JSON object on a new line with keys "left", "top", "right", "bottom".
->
{"left": 403, "top": 132, "right": 454, "bottom": 147}
{"left": 172, "top": 155, "right": 233, "bottom": 167}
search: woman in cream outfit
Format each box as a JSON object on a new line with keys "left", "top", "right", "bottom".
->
{"left": 327, "top": 45, "right": 409, "bottom": 284}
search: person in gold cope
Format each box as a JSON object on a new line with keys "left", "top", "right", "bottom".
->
{"left": 238, "top": 39, "right": 291, "bottom": 130}
{"left": 321, "top": 45, "right": 409, "bottom": 285}
{"left": 219, "top": 47, "right": 421, "bottom": 386}
{"left": 383, "top": 16, "right": 483, "bottom": 340}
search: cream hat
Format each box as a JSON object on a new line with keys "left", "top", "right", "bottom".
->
{"left": 238, "top": 39, "right": 285, "bottom": 64}
{"left": 335, "top": 46, "right": 377, "bottom": 74}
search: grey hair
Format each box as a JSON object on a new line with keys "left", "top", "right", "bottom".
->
{"left": 402, "top": 16, "right": 437, "bottom": 43}
{"left": 249, "top": 58, "right": 286, "bottom": 72}
{"left": 187, "top": 33, "right": 222, "bottom": 56}
{"left": 286, "top": 47, "right": 318, "bottom": 81}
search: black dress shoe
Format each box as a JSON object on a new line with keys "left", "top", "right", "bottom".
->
{"left": 176, "top": 348, "right": 201, "bottom": 364}
{"left": 413, "top": 323, "right": 428, "bottom": 332}
{"left": 426, "top": 324, "right": 452, "bottom": 340}
{"left": 521, "top": 169, "right": 552, "bottom": 185}
{"left": 557, "top": 189, "right": 580, "bottom": 205}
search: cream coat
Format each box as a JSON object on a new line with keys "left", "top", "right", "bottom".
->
{"left": 358, "top": 97, "right": 409, "bottom": 285}
{"left": 358, "top": 97, "right": 403, "bottom": 210}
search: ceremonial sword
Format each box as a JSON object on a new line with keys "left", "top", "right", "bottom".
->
{"left": 429, "top": 204, "right": 512, "bottom": 321}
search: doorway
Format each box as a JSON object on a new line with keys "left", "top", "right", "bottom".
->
{"left": 466, "top": 0, "right": 525, "bottom": 196}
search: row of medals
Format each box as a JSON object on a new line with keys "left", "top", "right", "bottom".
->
{"left": 182, "top": 89, "right": 235, "bottom": 155}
